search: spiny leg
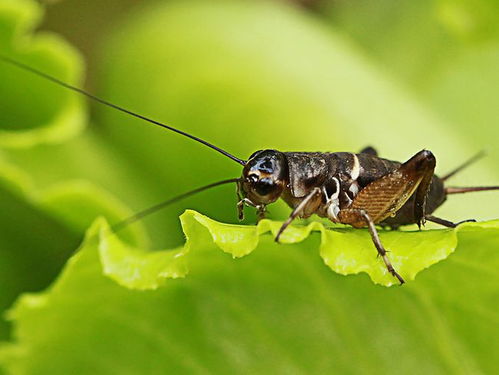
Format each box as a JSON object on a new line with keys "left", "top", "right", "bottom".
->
{"left": 362, "top": 211, "right": 405, "bottom": 284}
{"left": 425, "top": 215, "right": 476, "bottom": 228}
{"left": 275, "top": 187, "right": 321, "bottom": 242}
{"left": 335, "top": 150, "right": 438, "bottom": 284}
{"left": 340, "top": 209, "right": 404, "bottom": 284}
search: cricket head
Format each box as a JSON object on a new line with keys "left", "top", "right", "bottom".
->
{"left": 239, "top": 150, "right": 289, "bottom": 207}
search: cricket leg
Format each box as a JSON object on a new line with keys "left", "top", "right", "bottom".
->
{"left": 335, "top": 150, "right": 437, "bottom": 284}
{"left": 237, "top": 198, "right": 266, "bottom": 222}
{"left": 275, "top": 187, "right": 321, "bottom": 242}
{"left": 256, "top": 205, "right": 267, "bottom": 222}
{"left": 339, "top": 209, "right": 405, "bottom": 284}
{"left": 363, "top": 210, "right": 405, "bottom": 284}
{"left": 425, "top": 215, "right": 476, "bottom": 228}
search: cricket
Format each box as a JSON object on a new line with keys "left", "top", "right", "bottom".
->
{"left": 2, "top": 55, "right": 499, "bottom": 285}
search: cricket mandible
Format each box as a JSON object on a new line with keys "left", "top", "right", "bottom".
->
{"left": 2, "top": 55, "right": 499, "bottom": 285}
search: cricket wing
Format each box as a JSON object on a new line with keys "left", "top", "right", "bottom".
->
{"left": 345, "top": 150, "right": 436, "bottom": 225}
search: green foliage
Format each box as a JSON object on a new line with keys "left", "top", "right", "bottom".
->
{"left": 0, "top": 0, "right": 85, "bottom": 147}
{"left": 1, "top": 213, "right": 499, "bottom": 374}
{"left": 1, "top": 0, "right": 499, "bottom": 373}
{"left": 0, "top": 156, "right": 143, "bottom": 339}
{"left": 0, "top": 0, "right": 146, "bottom": 344}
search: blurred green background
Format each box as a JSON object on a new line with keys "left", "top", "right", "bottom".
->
{"left": 0, "top": 0, "right": 498, "bottom": 373}
{"left": 8, "top": 0, "right": 499, "bottom": 245}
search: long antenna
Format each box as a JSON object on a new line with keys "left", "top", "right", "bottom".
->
{"left": 0, "top": 55, "right": 246, "bottom": 165}
{"left": 441, "top": 150, "right": 486, "bottom": 182}
{"left": 111, "top": 178, "right": 241, "bottom": 233}
{"left": 13, "top": 178, "right": 241, "bottom": 278}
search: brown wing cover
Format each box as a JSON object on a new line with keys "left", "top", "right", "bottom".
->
{"left": 381, "top": 175, "right": 445, "bottom": 227}
{"left": 343, "top": 150, "right": 437, "bottom": 226}
{"left": 348, "top": 168, "right": 421, "bottom": 225}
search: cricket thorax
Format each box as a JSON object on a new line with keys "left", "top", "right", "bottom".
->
{"left": 280, "top": 152, "right": 400, "bottom": 222}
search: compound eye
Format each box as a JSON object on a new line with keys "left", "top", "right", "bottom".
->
{"left": 255, "top": 178, "right": 275, "bottom": 196}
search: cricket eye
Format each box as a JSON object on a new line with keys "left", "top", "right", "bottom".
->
{"left": 255, "top": 178, "right": 276, "bottom": 196}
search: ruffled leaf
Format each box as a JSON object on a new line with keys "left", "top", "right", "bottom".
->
{"left": 1, "top": 211, "right": 499, "bottom": 373}
{"left": 0, "top": 0, "right": 85, "bottom": 148}
{"left": 0, "top": 156, "right": 145, "bottom": 339}
{"left": 96, "top": 210, "right": 497, "bottom": 288}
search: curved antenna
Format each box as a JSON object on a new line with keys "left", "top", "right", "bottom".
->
{"left": 111, "top": 178, "right": 241, "bottom": 234}
{"left": 441, "top": 150, "right": 486, "bottom": 182}
{"left": 0, "top": 55, "right": 246, "bottom": 165}
{"left": 11, "top": 178, "right": 241, "bottom": 277}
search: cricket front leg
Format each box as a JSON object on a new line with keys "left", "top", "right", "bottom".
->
{"left": 237, "top": 198, "right": 266, "bottom": 222}
{"left": 275, "top": 187, "right": 321, "bottom": 242}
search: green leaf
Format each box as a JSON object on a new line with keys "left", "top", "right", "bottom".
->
{"left": 103, "top": 211, "right": 497, "bottom": 287}
{"left": 1, "top": 211, "right": 498, "bottom": 373}
{"left": 0, "top": 0, "right": 85, "bottom": 148}
{"left": 0, "top": 155, "right": 146, "bottom": 339}
{"left": 1, "top": 1, "right": 498, "bottom": 373}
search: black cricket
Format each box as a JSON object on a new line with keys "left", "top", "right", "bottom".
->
{"left": 2, "top": 55, "right": 498, "bottom": 285}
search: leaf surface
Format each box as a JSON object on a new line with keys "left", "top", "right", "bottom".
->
{"left": 0, "top": 0, "right": 85, "bottom": 148}
{"left": 1, "top": 211, "right": 498, "bottom": 374}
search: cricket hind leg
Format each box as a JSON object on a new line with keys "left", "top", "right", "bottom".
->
{"left": 425, "top": 215, "right": 476, "bottom": 228}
